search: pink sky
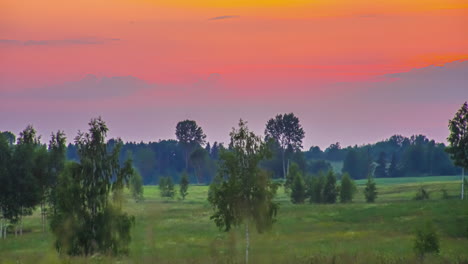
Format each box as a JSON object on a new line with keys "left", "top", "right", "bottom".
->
{"left": 1, "top": 0, "right": 467, "bottom": 148}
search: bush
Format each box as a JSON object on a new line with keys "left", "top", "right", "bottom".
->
{"left": 307, "top": 173, "right": 325, "bottom": 203}
{"left": 440, "top": 189, "right": 449, "bottom": 200}
{"left": 179, "top": 172, "right": 189, "bottom": 200}
{"left": 291, "top": 172, "right": 306, "bottom": 204}
{"left": 339, "top": 173, "right": 356, "bottom": 203}
{"left": 130, "top": 171, "right": 144, "bottom": 202}
{"left": 159, "top": 176, "right": 175, "bottom": 198}
{"left": 414, "top": 187, "right": 430, "bottom": 200}
{"left": 364, "top": 176, "right": 378, "bottom": 203}
{"left": 414, "top": 221, "right": 440, "bottom": 260}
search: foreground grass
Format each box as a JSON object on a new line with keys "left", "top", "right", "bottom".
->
{"left": 1, "top": 176, "right": 467, "bottom": 263}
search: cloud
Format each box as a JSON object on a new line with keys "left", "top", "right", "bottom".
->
{"left": 364, "top": 60, "right": 468, "bottom": 103}
{"left": 0, "top": 37, "right": 120, "bottom": 46}
{"left": 1, "top": 74, "right": 153, "bottom": 101}
{"left": 208, "top": 15, "right": 240, "bottom": 21}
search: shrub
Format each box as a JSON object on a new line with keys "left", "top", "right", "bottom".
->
{"left": 414, "top": 187, "right": 430, "bottom": 200}
{"left": 339, "top": 173, "right": 356, "bottom": 203}
{"left": 440, "top": 189, "right": 449, "bottom": 200}
{"left": 159, "top": 176, "right": 175, "bottom": 198}
{"left": 364, "top": 176, "right": 378, "bottom": 203}
{"left": 414, "top": 221, "right": 440, "bottom": 260}
{"left": 291, "top": 172, "right": 306, "bottom": 204}
{"left": 179, "top": 172, "right": 189, "bottom": 200}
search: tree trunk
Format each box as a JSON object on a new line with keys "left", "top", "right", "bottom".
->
{"left": 462, "top": 168, "right": 465, "bottom": 200}
{"left": 245, "top": 222, "right": 249, "bottom": 264}
{"left": 282, "top": 149, "right": 286, "bottom": 180}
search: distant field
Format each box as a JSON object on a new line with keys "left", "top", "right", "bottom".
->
{"left": 1, "top": 176, "right": 467, "bottom": 264}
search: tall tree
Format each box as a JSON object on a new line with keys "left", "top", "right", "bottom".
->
{"left": 48, "top": 131, "right": 67, "bottom": 214}
{"left": 209, "top": 120, "right": 279, "bottom": 264}
{"left": 11, "top": 125, "right": 42, "bottom": 236}
{"left": 374, "top": 152, "right": 388, "bottom": 178}
{"left": 50, "top": 117, "right": 134, "bottom": 255}
{"left": 388, "top": 153, "right": 400, "bottom": 178}
{"left": 446, "top": 102, "right": 468, "bottom": 199}
{"left": 265, "top": 113, "right": 305, "bottom": 179}
{"left": 0, "top": 133, "right": 12, "bottom": 238}
{"left": 175, "top": 120, "right": 207, "bottom": 171}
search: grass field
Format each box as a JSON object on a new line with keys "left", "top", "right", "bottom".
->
{"left": 1, "top": 176, "right": 467, "bottom": 264}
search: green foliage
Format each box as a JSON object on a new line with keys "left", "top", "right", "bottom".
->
{"left": 159, "top": 176, "right": 175, "bottom": 198}
{"left": 290, "top": 168, "right": 306, "bottom": 204}
{"left": 265, "top": 113, "right": 305, "bottom": 179}
{"left": 374, "top": 152, "right": 388, "bottom": 178}
{"left": 130, "top": 171, "right": 144, "bottom": 202}
{"left": 440, "top": 189, "right": 449, "bottom": 199}
{"left": 342, "top": 149, "right": 372, "bottom": 179}
{"left": 339, "top": 173, "right": 356, "bottom": 203}
{"left": 323, "top": 171, "right": 337, "bottom": 203}
{"left": 414, "top": 187, "right": 430, "bottom": 200}
{"left": 307, "top": 173, "right": 326, "bottom": 203}
{"left": 414, "top": 221, "right": 440, "bottom": 259}
{"left": 176, "top": 120, "right": 207, "bottom": 171}
{"left": 285, "top": 162, "right": 301, "bottom": 192}
{"left": 180, "top": 171, "right": 189, "bottom": 200}
{"left": 446, "top": 102, "right": 468, "bottom": 170}
{"left": 364, "top": 176, "right": 378, "bottom": 203}
{"left": 208, "top": 119, "right": 279, "bottom": 233}
{"left": 50, "top": 117, "right": 134, "bottom": 256}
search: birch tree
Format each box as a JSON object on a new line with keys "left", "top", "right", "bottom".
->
{"left": 209, "top": 119, "right": 279, "bottom": 264}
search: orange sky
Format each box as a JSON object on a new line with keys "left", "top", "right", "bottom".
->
{"left": 0, "top": 0, "right": 467, "bottom": 147}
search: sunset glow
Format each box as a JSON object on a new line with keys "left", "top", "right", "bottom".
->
{"left": 1, "top": 0, "right": 467, "bottom": 147}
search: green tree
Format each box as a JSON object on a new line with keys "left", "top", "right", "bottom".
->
{"left": 11, "top": 125, "right": 42, "bottom": 236}
{"left": 290, "top": 169, "right": 306, "bottom": 204}
{"left": 265, "top": 113, "right": 305, "bottom": 179}
{"left": 308, "top": 173, "right": 326, "bottom": 203}
{"left": 446, "top": 102, "right": 468, "bottom": 199}
{"left": 48, "top": 131, "right": 67, "bottom": 214}
{"left": 179, "top": 171, "right": 189, "bottom": 200}
{"left": 374, "top": 152, "right": 388, "bottom": 178}
{"left": 364, "top": 175, "right": 378, "bottom": 203}
{"left": 285, "top": 162, "right": 301, "bottom": 192}
{"left": 388, "top": 153, "right": 400, "bottom": 178}
{"left": 50, "top": 117, "right": 134, "bottom": 256}
{"left": 339, "top": 173, "right": 356, "bottom": 203}
{"left": 0, "top": 133, "right": 13, "bottom": 238}
{"left": 175, "top": 120, "right": 207, "bottom": 170}
{"left": 190, "top": 147, "right": 208, "bottom": 184}
{"left": 130, "top": 170, "right": 144, "bottom": 202}
{"left": 208, "top": 119, "right": 279, "bottom": 264}
{"left": 323, "top": 171, "right": 337, "bottom": 203}
{"left": 159, "top": 176, "right": 175, "bottom": 198}
{"left": 414, "top": 221, "right": 440, "bottom": 261}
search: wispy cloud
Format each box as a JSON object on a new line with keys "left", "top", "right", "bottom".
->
{"left": 208, "top": 15, "right": 240, "bottom": 21}
{"left": 0, "top": 37, "right": 120, "bottom": 46}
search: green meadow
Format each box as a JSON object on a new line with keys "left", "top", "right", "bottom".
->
{"left": 1, "top": 176, "right": 468, "bottom": 264}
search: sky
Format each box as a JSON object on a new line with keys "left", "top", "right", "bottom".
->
{"left": 1, "top": 0, "right": 467, "bottom": 149}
